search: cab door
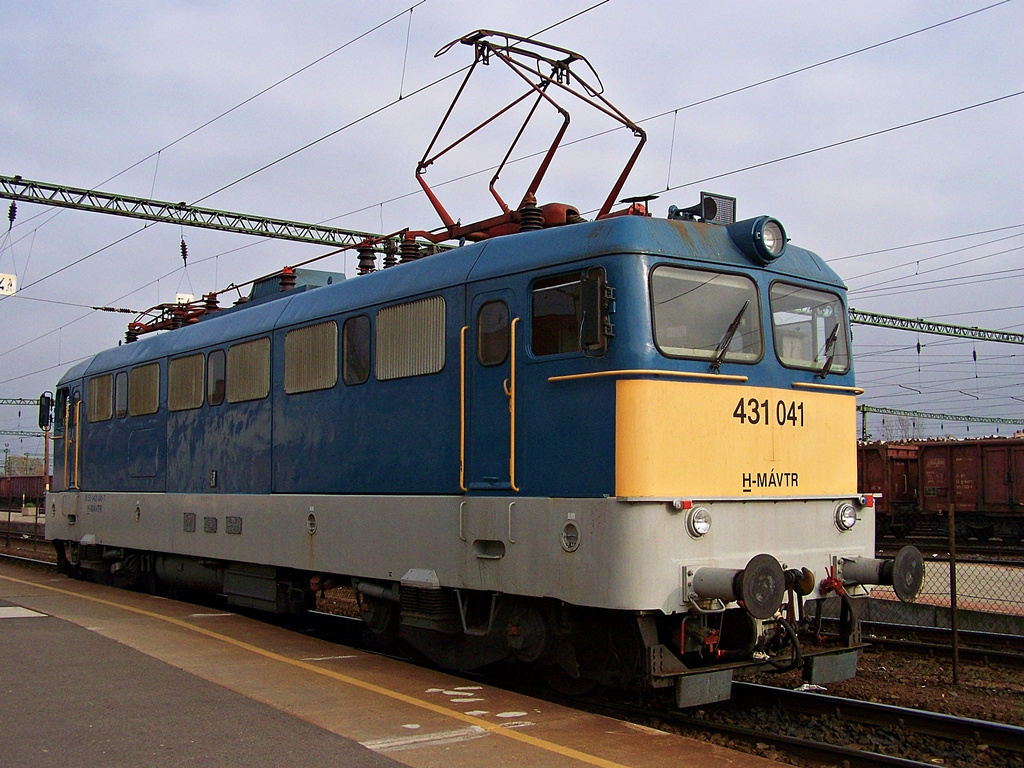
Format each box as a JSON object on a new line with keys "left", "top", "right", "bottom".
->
{"left": 54, "top": 385, "right": 82, "bottom": 490}
{"left": 464, "top": 286, "right": 519, "bottom": 492}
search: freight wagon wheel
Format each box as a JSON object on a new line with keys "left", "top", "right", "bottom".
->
{"left": 966, "top": 523, "right": 994, "bottom": 542}
{"left": 881, "top": 520, "right": 912, "bottom": 539}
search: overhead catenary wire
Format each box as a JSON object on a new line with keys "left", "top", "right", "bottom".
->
{"left": 829, "top": 223, "right": 1024, "bottom": 263}
{"left": 1, "top": 1, "right": 615, "bottom": 310}
{"left": 5, "top": 1, "right": 430, "bottom": 238}
{"left": 842, "top": 232, "right": 1024, "bottom": 284}
{"left": 648, "top": 89, "right": 1024, "bottom": 199}
{"left": 323, "top": 3, "right": 1020, "bottom": 227}
{"left": 0, "top": 2, "right": 618, "bottom": 367}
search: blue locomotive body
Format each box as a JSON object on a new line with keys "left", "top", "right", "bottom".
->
{"left": 55, "top": 216, "right": 856, "bottom": 496}
{"left": 46, "top": 213, "right": 920, "bottom": 706}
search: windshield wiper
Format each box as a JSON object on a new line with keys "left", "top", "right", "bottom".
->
{"left": 817, "top": 324, "right": 840, "bottom": 379}
{"left": 710, "top": 300, "right": 749, "bottom": 373}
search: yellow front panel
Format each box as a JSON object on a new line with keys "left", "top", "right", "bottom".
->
{"left": 615, "top": 379, "right": 856, "bottom": 498}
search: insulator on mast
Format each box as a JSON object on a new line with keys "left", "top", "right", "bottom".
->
{"left": 180, "top": 238, "right": 188, "bottom": 267}
{"left": 7, "top": 201, "right": 15, "bottom": 228}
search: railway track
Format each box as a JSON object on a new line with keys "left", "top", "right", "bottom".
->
{"left": 0, "top": 551, "right": 56, "bottom": 570}
{"left": 584, "top": 682, "right": 1024, "bottom": 767}
{"left": 863, "top": 622, "right": 1024, "bottom": 664}
{"left": 878, "top": 537, "right": 1024, "bottom": 561}
{"left": 0, "top": 519, "right": 47, "bottom": 548}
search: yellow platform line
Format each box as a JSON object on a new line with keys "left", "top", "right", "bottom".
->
{"left": 1, "top": 573, "right": 631, "bottom": 768}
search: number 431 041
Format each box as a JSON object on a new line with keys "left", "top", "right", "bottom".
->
{"left": 732, "top": 397, "right": 804, "bottom": 427}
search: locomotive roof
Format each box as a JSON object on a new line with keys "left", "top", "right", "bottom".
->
{"left": 62, "top": 214, "right": 845, "bottom": 383}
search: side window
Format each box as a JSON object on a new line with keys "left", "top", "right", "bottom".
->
{"left": 54, "top": 388, "right": 69, "bottom": 434}
{"left": 207, "top": 349, "right": 226, "bottom": 406}
{"left": 169, "top": 353, "right": 205, "bottom": 411}
{"left": 227, "top": 337, "right": 271, "bottom": 403}
{"left": 128, "top": 363, "right": 160, "bottom": 416}
{"left": 532, "top": 274, "right": 582, "bottom": 356}
{"left": 285, "top": 321, "right": 338, "bottom": 394}
{"left": 343, "top": 315, "right": 371, "bottom": 386}
{"left": 477, "top": 300, "right": 509, "bottom": 366}
{"left": 114, "top": 371, "right": 128, "bottom": 418}
{"left": 375, "top": 296, "right": 445, "bottom": 381}
{"left": 87, "top": 374, "right": 113, "bottom": 422}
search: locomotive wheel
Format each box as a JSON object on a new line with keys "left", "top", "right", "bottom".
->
{"left": 546, "top": 667, "right": 599, "bottom": 697}
{"left": 358, "top": 594, "right": 398, "bottom": 636}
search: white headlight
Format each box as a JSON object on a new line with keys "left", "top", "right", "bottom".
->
{"left": 835, "top": 502, "right": 858, "bottom": 531}
{"left": 762, "top": 220, "right": 785, "bottom": 255}
{"left": 686, "top": 506, "right": 712, "bottom": 538}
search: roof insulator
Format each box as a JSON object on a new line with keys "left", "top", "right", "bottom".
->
{"left": 279, "top": 266, "right": 296, "bottom": 292}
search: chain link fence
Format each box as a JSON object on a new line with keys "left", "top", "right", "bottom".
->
{"left": 863, "top": 557, "right": 1024, "bottom": 639}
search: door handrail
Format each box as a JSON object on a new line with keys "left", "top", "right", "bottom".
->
{"left": 459, "top": 325, "right": 468, "bottom": 492}
{"left": 62, "top": 399, "right": 70, "bottom": 491}
{"left": 509, "top": 318, "right": 520, "bottom": 492}
{"left": 72, "top": 399, "right": 81, "bottom": 490}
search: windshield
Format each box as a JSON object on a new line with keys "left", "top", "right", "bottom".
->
{"left": 770, "top": 283, "right": 850, "bottom": 375}
{"left": 651, "top": 266, "right": 762, "bottom": 364}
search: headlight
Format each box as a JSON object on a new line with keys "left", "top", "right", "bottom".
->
{"left": 727, "top": 216, "right": 788, "bottom": 265}
{"left": 835, "top": 502, "right": 858, "bottom": 531}
{"left": 686, "top": 506, "right": 712, "bottom": 538}
{"left": 761, "top": 220, "right": 786, "bottom": 256}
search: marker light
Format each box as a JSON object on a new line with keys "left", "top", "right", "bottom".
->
{"left": 727, "top": 216, "right": 788, "bottom": 265}
{"left": 686, "top": 506, "right": 712, "bottom": 538}
{"left": 835, "top": 502, "right": 858, "bottom": 532}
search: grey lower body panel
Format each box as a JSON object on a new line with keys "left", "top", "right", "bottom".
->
{"left": 46, "top": 491, "right": 874, "bottom": 613}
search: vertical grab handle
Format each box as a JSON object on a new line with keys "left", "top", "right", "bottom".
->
{"left": 63, "top": 399, "right": 70, "bottom": 491}
{"left": 72, "top": 399, "right": 81, "bottom": 490}
{"left": 459, "top": 325, "right": 468, "bottom": 492}
{"left": 508, "top": 317, "right": 520, "bottom": 492}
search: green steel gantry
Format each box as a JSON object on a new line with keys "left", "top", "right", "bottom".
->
{"left": 849, "top": 309, "right": 1024, "bottom": 345}
{"left": 858, "top": 405, "right": 1023, "bottom": 440}
{"left": 1, "top": 174, "right": 400, "bottom": 249}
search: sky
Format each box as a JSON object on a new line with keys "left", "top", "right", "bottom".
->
{"left": 1, "top": 0, "right": 1022, "bottom": 462}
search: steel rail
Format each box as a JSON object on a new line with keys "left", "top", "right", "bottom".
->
{"left": 732, "top": 681, "right": 1024, "bottom": 754}
{"left": 863, "top": 633, "right": 1024, "bottom": 667}
{"left": 0, "top": 552, "right": 56, "bottom": 569}
{"left": 588, "top": 695, "right": 942, "bottom": 768}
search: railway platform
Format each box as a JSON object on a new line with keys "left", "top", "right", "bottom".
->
{"left": 0, "top": 560, "right": 782, "bottom": 768}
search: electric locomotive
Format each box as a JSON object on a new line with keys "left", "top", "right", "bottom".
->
{"left": 42, "top": 31, "right": 924, "bottom": 707}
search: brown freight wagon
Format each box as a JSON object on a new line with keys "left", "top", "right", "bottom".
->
{"left": 918, "top": 438, "right": 1024, "bottom": 541}
{"left": 0, "top": 474, "right": 51, "bottom": 507}
{"left": 857, "top": 442, "right": 919, "bottom": 537}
